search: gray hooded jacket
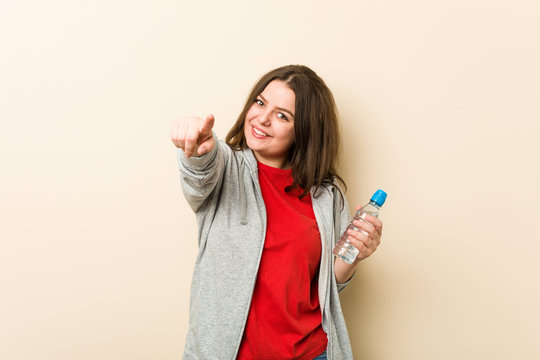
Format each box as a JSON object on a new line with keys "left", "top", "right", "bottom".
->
{"left": 177, "top": 137, "right": 355, "bottom": 360}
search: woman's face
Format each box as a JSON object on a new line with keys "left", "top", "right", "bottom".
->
{"left": 244, "top": 80, "right": 296, "bottom": 169}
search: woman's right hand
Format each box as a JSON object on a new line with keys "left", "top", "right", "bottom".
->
{"left": 170, "top": 114, "right": 216, "bottom": 158}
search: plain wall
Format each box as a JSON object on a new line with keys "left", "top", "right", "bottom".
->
{"left": 1, "top": 0, "right": 539, "bottom": 359}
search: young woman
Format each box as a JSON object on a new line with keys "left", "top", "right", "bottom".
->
{"left": 171, "top": 65, "right": 383, "bottom": 360}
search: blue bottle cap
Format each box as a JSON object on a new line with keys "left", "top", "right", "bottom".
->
{"left": 370, "top": 190, "right": 387, "bottom": 207}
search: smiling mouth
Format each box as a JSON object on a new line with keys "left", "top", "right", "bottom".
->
{"left": 252, "top": 126, "right": 270, "bottom": 137}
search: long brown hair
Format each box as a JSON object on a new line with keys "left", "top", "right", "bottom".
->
{"left": 226, "top": 65, "right": 346, "bottom": 198}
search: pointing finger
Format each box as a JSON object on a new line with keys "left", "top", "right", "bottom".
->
{"left": 200, "top": 114, "right": 215, "bottom": 134}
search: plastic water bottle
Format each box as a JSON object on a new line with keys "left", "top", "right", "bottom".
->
{"left": 333, "top": 190, "right": 387, "bottom": 264}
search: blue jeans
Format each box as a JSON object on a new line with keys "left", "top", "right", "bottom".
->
{"left": 312, "top": 349, "right": 327, "bottom": 360}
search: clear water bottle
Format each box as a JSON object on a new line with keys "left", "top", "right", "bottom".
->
{"left": 333, "top": 190, "right": 387, "bottom": 264}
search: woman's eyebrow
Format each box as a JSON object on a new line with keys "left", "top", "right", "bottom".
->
{"left": 259, "top": 94, "right": 295, "bottom": 118}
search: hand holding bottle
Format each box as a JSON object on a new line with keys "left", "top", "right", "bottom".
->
{"left": 333, "top": 190, "right": 387, "bottom": 264}
{"left": 170, "top": 114, "right": 216, "bottom": 158}
{"left": 343, "top": 210, "right": 383, "bottom": 263}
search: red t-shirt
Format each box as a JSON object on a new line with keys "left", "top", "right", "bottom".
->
{"left": 236, "top": 162, "right": 327, "bottom": 360}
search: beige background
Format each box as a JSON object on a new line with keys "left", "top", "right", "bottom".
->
{"left": 1, "top": 0, "right": 539, "bottom": 359}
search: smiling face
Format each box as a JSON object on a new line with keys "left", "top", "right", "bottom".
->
{"left": 243, "top": 80, "right": 296, "bottom": 169}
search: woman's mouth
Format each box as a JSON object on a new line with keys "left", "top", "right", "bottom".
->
{"left": 252, "top": 126, "right": 270, "bottom": 138}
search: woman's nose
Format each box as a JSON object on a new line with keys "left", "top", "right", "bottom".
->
{"left": 257, "top": 109, "right": 272, "bottom": 125}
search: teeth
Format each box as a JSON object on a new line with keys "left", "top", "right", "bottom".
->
{"left": 253, "top": 127, "right": 268, "bottom": 136}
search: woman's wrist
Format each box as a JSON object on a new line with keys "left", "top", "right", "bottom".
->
{"left": 334, "top": 257, "right": 359, "bottom": 284}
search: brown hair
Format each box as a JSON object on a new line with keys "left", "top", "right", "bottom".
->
{"left": 225, "top": 65, "right": 346, "bottom": 198}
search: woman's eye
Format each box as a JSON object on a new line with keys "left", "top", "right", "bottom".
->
{"left": 277, "top": 113, "right": 288, "bottom": 121}
{"left": 255, "top": 99, "right": 264, "bottom": 106}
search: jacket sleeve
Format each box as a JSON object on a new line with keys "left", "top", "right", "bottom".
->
{"left": 333, "top": 185, "right": 356, "bottom": 292}
{"left": 176, "top": 133, "right": 228, "bottom": 213}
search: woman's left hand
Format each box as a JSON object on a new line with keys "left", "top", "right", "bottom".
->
{"left": 347, "top": 207, "right": 383, "bottom": 262}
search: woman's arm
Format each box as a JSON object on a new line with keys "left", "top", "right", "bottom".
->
{"left": 334, "top": 258, "right": 359, "bottom": 284}
{"left": 172, "top": 114, "right": 226, "bottom": 213}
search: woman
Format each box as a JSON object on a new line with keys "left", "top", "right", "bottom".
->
{"left": 171, "top": 65, "right": 383, "bottom": 360}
